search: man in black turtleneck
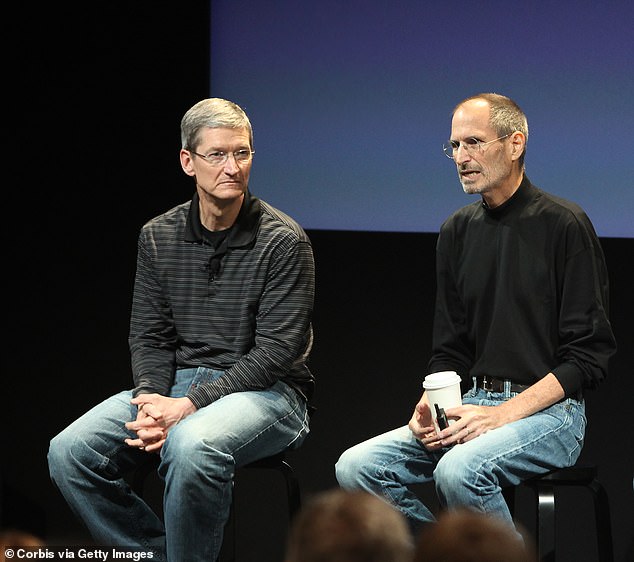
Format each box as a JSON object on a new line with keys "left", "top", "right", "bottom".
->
{"left": 336, "top": 93, "right": 616, "bottom": 539}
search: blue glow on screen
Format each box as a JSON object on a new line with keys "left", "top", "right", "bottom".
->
{"left": 210, "top": 0, "right": 633, "bottom": 237}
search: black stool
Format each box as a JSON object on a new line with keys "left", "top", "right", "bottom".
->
{"left": 221, "top": 451, "right": 301, "bottom": 562}
{"left": 131, "top": 450, "right": 301, "bottom": 561}
{"left": 505, "top": 465, "right": 613, "bottom": 562}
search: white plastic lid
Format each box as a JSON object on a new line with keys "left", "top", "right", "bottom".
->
{"left": 423, "top": 371, "right": 462, "bottom": 390}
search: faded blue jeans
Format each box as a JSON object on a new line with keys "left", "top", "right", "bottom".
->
{"left": 48, "top": 368, "right": 310, "bottom": 562}
{"left": 335, "top": 386, "right": 585, "bottom": 534}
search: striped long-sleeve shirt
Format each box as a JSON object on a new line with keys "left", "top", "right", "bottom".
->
{"left": 129, "top": 190, "right": 315, "bottom": 409}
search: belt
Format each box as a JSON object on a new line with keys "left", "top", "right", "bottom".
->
{"left": 474, "top": 376, "right": 530, "bottom": 394}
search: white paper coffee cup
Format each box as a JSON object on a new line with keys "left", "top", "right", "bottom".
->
{"left": 423, "top": 371, "right": 462, "bottom": 433}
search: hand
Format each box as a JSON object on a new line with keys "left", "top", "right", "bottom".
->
{"left": 435, "top": 403, "right": 499, "bottom": 447}
{"left": 125, "top": 394, "right": 197, "bottom": 453}
{"left": 408, "top": 397, "right": 444, "bottom": 451}
{"left": 124, "top": 400, "right": 165, "bottom": 453}
{"left": 429, "top": 375, "right": 565, "bottom": 447}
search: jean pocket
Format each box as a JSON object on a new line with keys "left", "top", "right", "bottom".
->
{"left": 187, "top": 368, "right": 224, "bottom": 393}
{"left": 463, "top": 386, "right": 477, "bottom": 399}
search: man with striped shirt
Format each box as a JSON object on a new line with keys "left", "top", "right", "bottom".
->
{"left": 49, "top": 98, "right": 315, "bottom": 561}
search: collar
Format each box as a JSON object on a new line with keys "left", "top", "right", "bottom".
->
{"left": 184, "top": 190, "right": 261, "bottom": 248}
{"left": 482, "top": 175, "right": 536, "bottom": 216}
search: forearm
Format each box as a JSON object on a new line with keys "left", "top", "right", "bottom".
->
{"left": 129, "top": 238, "right": 179, "bottom": 396}
{"left": 130, "top": 341, "right": 176, "bottom": 396}
{"left": 495, "top": 373, "right": 565, "bottom": 424}
{"left": 186, "top": 322, "right": 312, "bottom": 407}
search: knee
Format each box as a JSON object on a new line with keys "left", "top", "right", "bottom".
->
{"left": 48, "top": 434, "right": 63, "bottom": 479}
{"left": 162, "top": 432, "right": 198, "bottom": 465}
{"left": 48, "top": 429, "right": 82, "bottom": 481}
{"left": 335, "top": 445, "right": 371, "bottom": 489}
{"left": 434, "top": 454, "right": 472, "bottom": 496}
{"left": 162, "top": 430, "right": 233, "bottom": 478}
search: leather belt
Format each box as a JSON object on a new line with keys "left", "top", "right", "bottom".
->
{"left": 475, "top": 376, "right": 530, "bottom": 394}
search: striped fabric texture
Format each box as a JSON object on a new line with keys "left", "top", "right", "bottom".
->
{"left": 129, "top": 190, "right": 315, "bottom": 408}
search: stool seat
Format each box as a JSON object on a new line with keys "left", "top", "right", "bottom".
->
{"left": 507, "top": 465, "right": 613, "bottom": 562}
{"left": 528, "top": 465, "right": 597, "bottom": 483}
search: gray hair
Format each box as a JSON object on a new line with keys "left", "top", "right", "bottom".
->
{"left": 455, "top": 93, "right": 529, "bottom": 167}
{"left": 180, "top": 98, "right": 253, "bottom": 151}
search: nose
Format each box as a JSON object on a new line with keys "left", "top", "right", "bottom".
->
{"left": 453, "top": 143, "right": 472, "bottom": 164}
{"left": 223, "top": 152, "right": 240, "bottom": 173}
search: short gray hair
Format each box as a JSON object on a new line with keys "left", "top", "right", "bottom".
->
{"left": 455, "top": 93, "right": 529, "bottom": 167}
{"left": 181, "top": 98, "right": 253, "bottom": 151}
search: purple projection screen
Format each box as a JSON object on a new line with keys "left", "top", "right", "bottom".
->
{"left": 210, "top": 1, "right": 633, "bottom": 237}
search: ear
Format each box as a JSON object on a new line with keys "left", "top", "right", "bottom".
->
{"left": 180, "top": 149, "right": 196, "bottom": 177}
{"left": 509, "top": 132, "right": 526, "bottom": 162}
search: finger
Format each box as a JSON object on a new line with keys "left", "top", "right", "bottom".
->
{"left": 449, "top": 425, "right": 473, "bottom": 445}
{"left": 136, "top": 428, "right": 165, "bottom": 443}
{"left": 144, "top": 438, "right": 166, "bottom": 453}
{"left": 139, "top": 403, "right": 162, "bottom": 420}
{"left": 125, "top": 437, "right": 146, "bottom": 449}
{"left": 125, "top": 420, "right": 153, "bottom": 432}
{"left": 126, "top": 429, "right": 165, "bottom": 450}
{"left": 126, "top": 416, "right": 164, "bottom": 432}
{"left": 408, "top": 423, "right": 422, "bottom": 439}
{"left": 439, "top": 427, "right": 462, "bottom": 446}
{"left": 420, "top": 431, "right": 440, "bottom": 445}
{"left": 421, "top": 436, "right": 443, "bottom": 451}
{"left": 131, "top": 397, "right": 162, "bottom": 417}
{"left": 425, "top": 440, "right": 444, "bottom": 451}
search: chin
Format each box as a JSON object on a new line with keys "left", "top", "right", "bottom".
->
{"left": 461, "top": 182, "right": 482, "bottom": 195}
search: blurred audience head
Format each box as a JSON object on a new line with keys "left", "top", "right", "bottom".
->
{"left": 414, "top": 509, "right": 537, "bottom": 562}
{"left": 1, "top": 529, "right": 45, "bottom": 562}
{"left": 284, "top": 488, "right": 414, "bottom": 562}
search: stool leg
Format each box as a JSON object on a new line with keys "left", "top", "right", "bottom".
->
{"left": 587, "top": 479, "right": 614, "bottom": 562}
{"left": 221, "top": 459, "right": 300, "bottom": 561}
{"left": 279, "top": 460, "right": 301, "bottom": 517}
{"left": 532, "top": 482, "right": 556, "bottom": 562}
{"left": 502, "top": 485, "right": 516, "bottom": 517}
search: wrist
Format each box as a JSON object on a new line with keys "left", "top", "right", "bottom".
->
{"left": 181, "top": 396, "right": 197, "bottom": 416}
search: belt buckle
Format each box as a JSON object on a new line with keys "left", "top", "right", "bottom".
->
{"left": 481, "top": 376, "right": 495, "bottom": 392}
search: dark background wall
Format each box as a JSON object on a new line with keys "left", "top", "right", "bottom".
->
{"left": 5, "top": 4, "right": 632, "bottom": 562}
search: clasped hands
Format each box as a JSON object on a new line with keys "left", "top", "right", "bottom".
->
{"left": 125, "top": 394, "right": 197, "bottom": 453}
{"left": 408, "top": 398, "right": 498, "bottom": 449}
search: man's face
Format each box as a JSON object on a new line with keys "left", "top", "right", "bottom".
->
{"left": 180, "top": 127, "right": 252, "bottom": 202}
{"left": 449, "top": 100, "right": 513, "bottom": 198}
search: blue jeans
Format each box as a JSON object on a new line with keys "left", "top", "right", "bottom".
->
{"left": 48, "top": 368, "right": 310, "bottom": 562}
{"left": 335, "top": 387, "right": 585, "bottom": 534}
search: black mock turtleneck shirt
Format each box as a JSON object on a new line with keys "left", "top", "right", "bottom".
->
{"left": 428, "top": 175, "right": 616, "bottom": 398}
